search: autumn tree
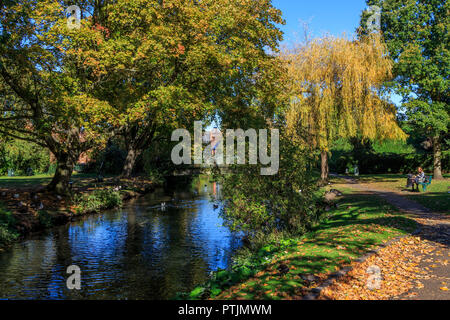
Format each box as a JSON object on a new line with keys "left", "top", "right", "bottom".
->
{"left": 283, "top": 35, "right": 406, "bottom": 182}
{"left": 66, "top": 0, "right": 285, "bottom": 177}
{"left": 360, "top": 0, "right": 449, "bottom": 179}
{"left": 0, "top": 0, "right": 115, "bottom": 194}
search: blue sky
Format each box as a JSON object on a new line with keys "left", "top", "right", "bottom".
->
{"left": 271, "top": 0, "right": 403, "bottom": 106}
{"left": 272, "top": 0, "right": 368, "bottom": 45}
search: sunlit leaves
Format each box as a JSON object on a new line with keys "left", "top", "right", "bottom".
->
{"left": 283, "top": 34, "right": 406, "bottom": 153}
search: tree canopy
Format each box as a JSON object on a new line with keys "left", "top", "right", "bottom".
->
{"left": 52, "top": 0, "right": 284, "bottom": 177}
{"left": 1, "top": 0, "right": 285, "bottom": 190}
{"left": 0, "top": 0, "right": 116, "bottom": 193}
{"left": 283, "top": 35, "right": 406, "bottom": 180}
{"left": 360, "top": 0, "right": 449, "bottom": 179}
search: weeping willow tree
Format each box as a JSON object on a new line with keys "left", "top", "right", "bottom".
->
{"left": 283, "top": 34, "right": 407, "bottom": 181}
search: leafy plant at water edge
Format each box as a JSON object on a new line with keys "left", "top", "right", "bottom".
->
{"left": 0, "top": 204, "right": 19, "bottom": 245}
{"left": 73, "top": 189, "right": 122, "bottom": 214}
{"left": 38, "top": 210, "right": 53, "bottom": 228}
{"left": 219, "top": 137, "right": 322, "bottom": 240}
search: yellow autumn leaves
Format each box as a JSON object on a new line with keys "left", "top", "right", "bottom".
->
{"left": 282, "top": 34, "right": 407, "bottom": 153}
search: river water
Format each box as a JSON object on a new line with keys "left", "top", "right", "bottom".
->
{"left": 0, "top": 178, "right": 241, "bottom": 299}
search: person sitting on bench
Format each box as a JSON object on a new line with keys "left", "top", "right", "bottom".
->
{"left": 415, "top": 167, "right": 426, "bottom": 185}
{"left": 407, "top": 167, "right": 426, "bottom": 191}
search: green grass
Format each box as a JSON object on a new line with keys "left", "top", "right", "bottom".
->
{"left": 188, "top": 191, "right": 417, "bottom": 300}
{"left": 0, "top": 173, "right": 108, "bottom": 189}
{"left": 406, "top": 180, "right": 450, "bottom": 214}
{"left": 0, "top": 173, "right": 54, "bottom": 188}
{"left": 355, "top": 174, "right": 407, "bottom": 184}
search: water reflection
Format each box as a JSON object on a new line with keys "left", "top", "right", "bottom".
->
{"left": 0, "top": 178, "right": 240, "bottom": 299}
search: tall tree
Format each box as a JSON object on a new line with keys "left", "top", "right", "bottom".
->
{"left": 360, "top": 0, "right": 449, "bottom": 179}
{"left": 68, "top": 0, "right": 284, "bottom": 177}
{"left": 283, "top": 35, "right": 406, "bottom": 181}
{"left": 0, "top": 0, "right": 114, "bottom": 194}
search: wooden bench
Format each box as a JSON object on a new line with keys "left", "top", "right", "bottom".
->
{"left": 415, "top": 176, "right": 433, "bottom": 192}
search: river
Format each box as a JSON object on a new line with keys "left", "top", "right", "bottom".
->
{"left": 0, "top": 178, "right": 241, "bottom": 299}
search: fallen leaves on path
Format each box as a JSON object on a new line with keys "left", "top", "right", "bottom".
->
{"left": 318, "top": 236, "right": 437, "bottom": 300}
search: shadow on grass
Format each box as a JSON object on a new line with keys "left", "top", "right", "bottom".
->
{"left": 0, "top": 173, "right": 99, "bottom": 190}
{"left": 214, "top": 192, "right": 422, "bottom": 300}
{"left": 406, "top": 192, "right": 450, "bottom": 215}
{"left": 355, "top": 174, "right": 406, "bottom": 183}
{"left": 0, "top": 176, "right": 52, "bottom": 188}
{"left": 328, "top": 191, "right": 449, "bottom": 246}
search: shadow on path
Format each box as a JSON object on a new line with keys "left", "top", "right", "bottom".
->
{"left": 332, "top": 175, "right": 449, "bottom": 300}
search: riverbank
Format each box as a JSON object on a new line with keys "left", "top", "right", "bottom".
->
{"left": 185, "top": 186, "right": 419, "bottom": 300}
{"left": 0, "top": 174, "right": 157, "bottom": 250}
{"left": 0, "top": 177, "right": 238, "bottom": 299}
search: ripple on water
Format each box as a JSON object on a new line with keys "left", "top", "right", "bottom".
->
{"left": 0, "top": 182, "right": 241, "bottom": 299}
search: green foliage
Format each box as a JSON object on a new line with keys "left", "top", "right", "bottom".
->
{"left": 74, "top": 189, "right": 122, "bottom": 214}
{"left": 145, "top": 168, "right": 165, "bottom": 186}
{"left": 37, "top": 210, "right": 53, "bottom": 228}
{"left": 62, "top": 0, "right": 285, "bottom": 176}
{"left": 46, "top": 163, "right": 57, "bottom": 175}
{"left": 87, "top": 142, "right": 127, "bottom": 175}
{"left": 332, "top": 138, "right": 353, "bottom": 152}
{"left": 180, "top": 239, "right": 292, "bottom": 300}
{"left": 0, "top": 138, "right": 50, "bottom": 176}
{"left": 187, "top": 193, "right": 418, "bottom": 300}
{"left": 140, "top": 140, "right": 177, "bottom": 183}
{"left": 372, "top": 140, "right": 415, "bottom": 154}
{"left": 360, "top": 0, "right": 449, "bottom": 177}
{"left": 330, "top": 138, "right": 449, "bottom": 174}
{"left": 1, "top": 0, "right": 286, "bottom": 183}
{"left": 0, "top": 203, "right": 19, "bottom": 246}
{"left": 219, "top": 137, "right": 321, "bottom": 239}
{"left": 0, "top": 0, "right": 120, "bottom": 193}
{"left": 360, "top": 0, "right": 449, "bottom": 132}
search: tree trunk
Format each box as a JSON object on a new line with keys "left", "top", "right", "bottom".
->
{"left": 121, "top": 147, "right": 141, "bottom": 178}
{"left": 321, "top": 151, "right": 329, "bottom": 182}
{"left": 432, "top": 136, "right": 444, "bottom": 180}
{"left": 47, "top": 153, "right": 75, "bottom": 195}
{"left": 120, "top": 124, "right": 155, "bottom": 178}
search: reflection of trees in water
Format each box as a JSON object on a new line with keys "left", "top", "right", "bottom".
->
{"left": 65, "top": 213, "right": 129, "bottom": 299}
{"left": 159, "top": 204, "right": 209, "bottom": 296}
{"left": 119, "top": 180, "right": 237, "bottom": 298}
{"left": 0, "top": 229, "right": 71, "bottom": 299}
{"left": 0, "top": 180, "right": 240, "bottom": 299}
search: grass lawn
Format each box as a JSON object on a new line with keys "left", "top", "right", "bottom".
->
{"left": 193, "top": 191, "right": 418, "bottom": 300}
{"left": 0, "top": 173, "right": 106, "bottom": 189}
{"left": 0, "top": 173, "right": 54, "bottom": 188}
{"left": 406, "top": 180, "right": 449, "bottom": 214}
{"left": 355, "top": 174, "right": 449, "bottom": 214}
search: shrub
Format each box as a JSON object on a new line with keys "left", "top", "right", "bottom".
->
{"left": 0, "top": 139, "right": 50, "bottom": 175}
{"left": 146, "top": 168, "right": 165, "bottom": 185}
{"left": 38, "top": 210, "right": 53, "bottom": 228}
{"left": 329, "top": 138, "right": 449, "bottom": 174}
{"left": 47, "top": 162, "right": 57, "bottom": 175}
{"left": 74, "top": 189, "right": 122, "bottom": 214}
{"left": 0, "top": 204, "right": 19, "bottom": 245}
{"left": 330, "top": 150, "right": 448, "bottom": 174}
{"left": 183, "top": 238, "right": 300, "bottom": 300}
{"left": 218, "top": 138, "right": 321, "bottom": 241}
{"left": 87, "top": 142, "right": 127, "bottom": 175}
